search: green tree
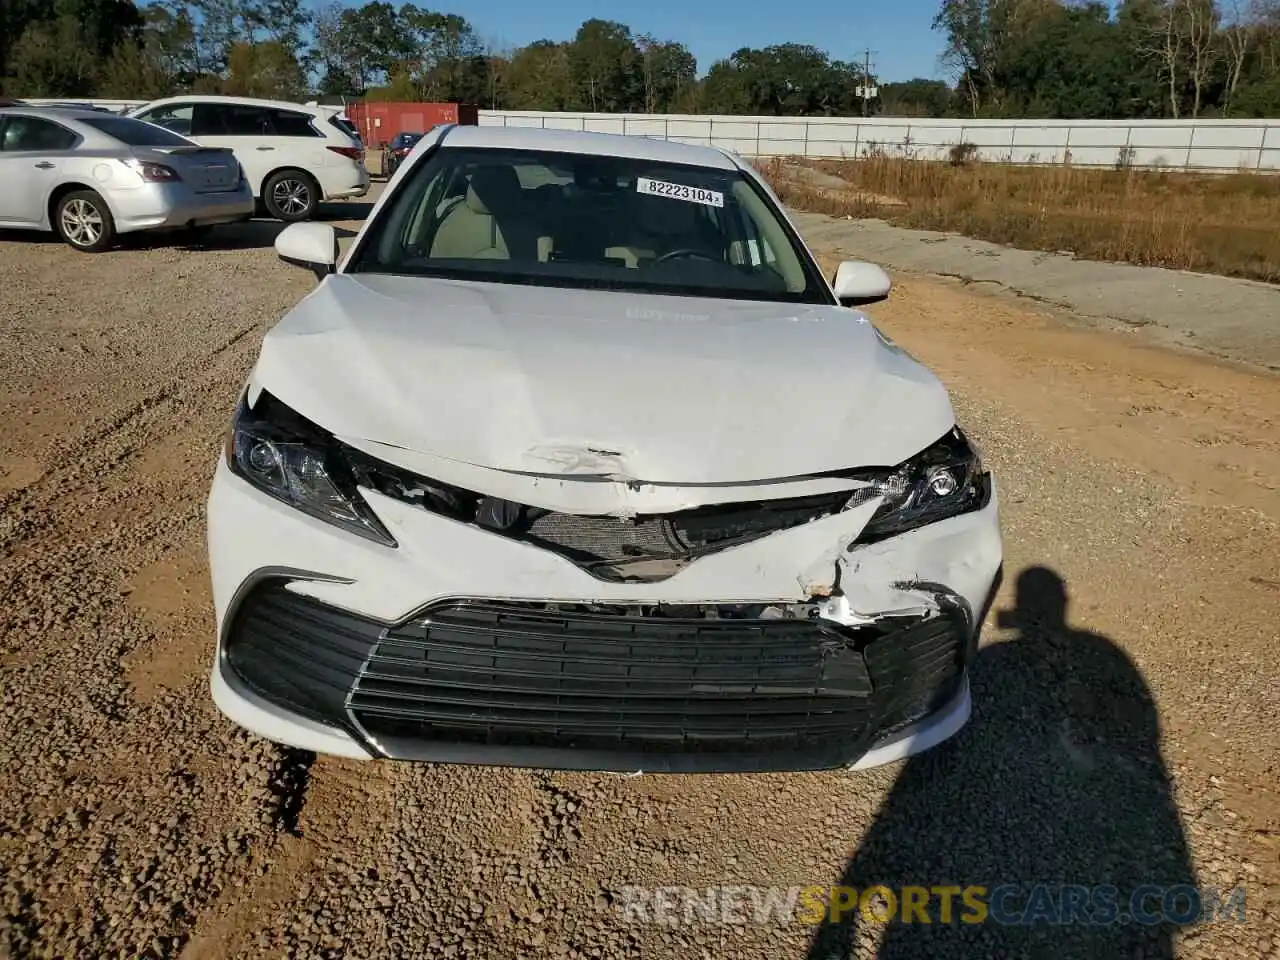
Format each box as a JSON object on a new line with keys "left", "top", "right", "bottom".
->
{"left": 1, "top": 1, "right": 45, "bottom": 87}
{"left": 999, "top": 3, "right": 1137, "bottom": 116}
{"left": 336, "top": 0, "right": 414, "bottom": 92}
{"left": 1233, "top": 0, "right": 1280, "bottom": 113}
{"left": 310, "top": 1, "right": 348, "bottom": 89}
{"left": 700, "top": 44, "right": 864, "bottom": 115}
{"left": 480, "top": 44, "right": 510, "bottom": 108}
{"left": 223, "top": 39, "right": 306, "bottom": 98}
{"left": 189, "top": 0, "right": 248, "bottom": 73}
{"left": 1229, "top": 71, "right": 1280, "bottom": 112}
{"left": 251, "top": 0, "right": 311, "bottom": 57}
{"left": 364, "top": 65, "right": 418, "bottom": 100}
{"left": 567, "top": 19, "right": 643, "bottom": 111}
{"left": 399, "top": 5, "right": 488, "bottom": 101}
{"left": 505, "top": 40, "right": 574, "bottom": 109}
{"left": 699, "top": 56, "right": 756, "bottom": 114}
{"left": 56, "top": 0, "right": 145, "bottom": 58}
{"left": 879, "top": 78, "right": 956, "bottom": 115}
{"left": 97, "top": 39, "right": 172, "bottom": 97}
{"left": 2, "top": 0, "right": 144, "bottom": 94}
{"left": 636, "top": 36, "right": 696, "bottom": 112}
{"left": 6, "top": 16, "right": 101, "bottom": 96}
{"left": 139, "top": 0, "right": 201, "bottom": 90}
{"left": 933, "top": 0, "right": 1058, "bottom": 115}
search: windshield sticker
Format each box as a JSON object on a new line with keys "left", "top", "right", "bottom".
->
{"left": 636, "top": 177, "right": 724, "bottom": 208}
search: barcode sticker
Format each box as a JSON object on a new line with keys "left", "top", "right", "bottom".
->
{"left": 636, "top": 177, "right": 724, "bottom": 208}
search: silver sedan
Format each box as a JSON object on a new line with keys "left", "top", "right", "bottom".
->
{"left": 0, "top": 106, "right": 254, "bottom": 252}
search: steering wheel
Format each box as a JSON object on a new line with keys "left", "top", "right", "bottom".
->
{"left": 652, "top": 248, "right": 717, "bottom": 265}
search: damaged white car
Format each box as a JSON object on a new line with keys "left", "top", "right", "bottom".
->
{"left": 206, "top": 125, "right": 1003, "bottom": 773}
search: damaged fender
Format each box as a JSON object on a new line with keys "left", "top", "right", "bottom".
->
{"left": 832, "top": 481, "right": 1003, "bottom": 631}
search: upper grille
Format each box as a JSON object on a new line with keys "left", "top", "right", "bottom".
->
{"left": 520, "top": 491, "right": 854, "bottom": 568}
{"left": 517, "top": 491, "right": 854, "bottom": 581}
{"left": 524, "top": 512, "right": 686, "bottom": 562}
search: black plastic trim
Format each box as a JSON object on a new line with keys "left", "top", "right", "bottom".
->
{"left": 221, "top": 575, "right": 974, "bottom": 772}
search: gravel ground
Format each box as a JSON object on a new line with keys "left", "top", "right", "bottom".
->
{"left": 0, "top": 195, "right": 1277, "bottom": 960}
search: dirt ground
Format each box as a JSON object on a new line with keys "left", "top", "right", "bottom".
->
{"left": 0, "top": 196, "right": 1277, "bottom": 960}
{"left": 795, "top": 210, "right": 1280, "bottom": 373}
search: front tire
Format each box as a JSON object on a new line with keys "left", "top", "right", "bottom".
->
{"left": 54, "top": 190, "right": 115, "bottom": 253}
{"left": 263, "top": 170, "right": 319, "bottom": 222}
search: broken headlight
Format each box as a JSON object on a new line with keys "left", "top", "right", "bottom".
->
{"left": 225, "top": 390, "right": 396, "bottom": 547}
{"left": 849, "top": 427, "right": 988, "bottom": 543}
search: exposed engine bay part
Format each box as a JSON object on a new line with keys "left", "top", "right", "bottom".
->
{"left": 349, "top": 447, "right": 856, "bottom": 583}
{"left": 227, "top": 390, "right": 989, "bottom": 590}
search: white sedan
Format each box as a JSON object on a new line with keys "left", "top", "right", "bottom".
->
{"left": 0, "top": 106, "right": 253, "bottom": 252}
{"left": 206, "top": 124, "right": 1003, "bottom": 774}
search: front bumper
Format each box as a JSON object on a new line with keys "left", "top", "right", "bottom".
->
{"left": 206, "top": 459, "right": 1002, "bottom": 773}
{"left": 111, "top": 181, "right": 254, "bottom": 233}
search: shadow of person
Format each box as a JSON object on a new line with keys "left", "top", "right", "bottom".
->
{"left": 806, "top": 566, "right": 1196, "bottom": 960}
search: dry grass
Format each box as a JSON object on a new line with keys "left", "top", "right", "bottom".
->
{"left": 759, "top": 156, "right": 1280, "bottom": 283}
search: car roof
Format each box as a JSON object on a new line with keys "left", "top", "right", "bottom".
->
{"left": 439, "top": 125, "right": 740, "bottom": 171}
{"left": 135, "top": 94, "right": 322, "bottom": 113}
{"left": 0, "top": 106, "right": 120, "bottom": 123}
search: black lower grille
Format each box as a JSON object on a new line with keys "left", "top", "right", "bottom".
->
{"left": 223, "top": 582, "right": 379, "bottom": 732}
{"left": 223, "top": 581, "right": 969, "bottom": 772}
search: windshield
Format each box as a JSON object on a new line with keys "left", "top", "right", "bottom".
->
{"left": 82, "top": 116, "right": 193, "bottom": 147}
{"left": 348, "top": 146, "right": 831, "bottom": 304}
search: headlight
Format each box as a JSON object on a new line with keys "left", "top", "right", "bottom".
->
{"left": 225, "top": 390, "right": 396, "bottom": 546}
{"left": 847, "top": 427, "right": 989, "bottom": 543}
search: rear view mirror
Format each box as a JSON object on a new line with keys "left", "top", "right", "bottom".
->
{"left": 832, "top": 260, "right": 892, "bottom": 307}
{"left": 275, "top": 222, "right": 338, "bottom": 280}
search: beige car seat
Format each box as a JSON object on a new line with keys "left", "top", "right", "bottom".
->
{"left": 430, "top": 166, "right": 528, "bottom": 260}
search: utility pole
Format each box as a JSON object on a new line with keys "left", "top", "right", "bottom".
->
{"left": 859, "top": 48, "right": 875, "bottom": 117}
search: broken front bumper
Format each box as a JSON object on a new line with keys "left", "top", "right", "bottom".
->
{"left": 206, "top": 459, "right": 1002, "bottom": 772}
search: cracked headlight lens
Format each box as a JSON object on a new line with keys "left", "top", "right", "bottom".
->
{"left": 225, "top": 390, "right": 396, "bottom": 547}
{"left": 848, "top": 427, "right": 989, "bottom": 543}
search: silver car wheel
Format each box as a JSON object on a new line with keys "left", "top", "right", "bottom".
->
{"left": 272, "top": 178, "right": 311, "bottom": 216}
{"left": 61, "top": 199, "right": 103, "bottom": 247}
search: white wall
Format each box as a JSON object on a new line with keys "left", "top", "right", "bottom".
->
{"left": 30, "top": 101, "right": 1279, "bottom": 171}
{"left": 479, "top": 110, "right": 1280, "bottom": 172}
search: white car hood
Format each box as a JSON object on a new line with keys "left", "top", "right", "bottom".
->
{"left": 251, "top": 274, "right": 955, "bottom": 485}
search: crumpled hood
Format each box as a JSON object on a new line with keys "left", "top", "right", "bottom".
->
{"left": 251, "top": 274, "right": 955, "bottom": 484}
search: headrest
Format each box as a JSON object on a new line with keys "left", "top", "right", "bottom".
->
{"left": 465, "top": 165, "right": 522, "bottom": 215}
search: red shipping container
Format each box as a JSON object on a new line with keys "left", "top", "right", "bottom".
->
{"left": 345, "top": 101, "right": 478, "bottom": 149}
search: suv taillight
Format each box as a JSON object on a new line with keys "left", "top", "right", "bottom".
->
{"left": 326, "top": 145, "right": 363, "bottom": 163}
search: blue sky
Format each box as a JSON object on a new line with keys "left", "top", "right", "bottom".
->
{"left": 334, "top": 0, "right": 951, "bottom": 83}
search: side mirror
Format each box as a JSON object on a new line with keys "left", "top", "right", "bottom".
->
{"left": 832, "top": 260, "right": 892, "bottom": 307}
{"left": 275, "top": 222, "right": 338, "bottom": 280}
